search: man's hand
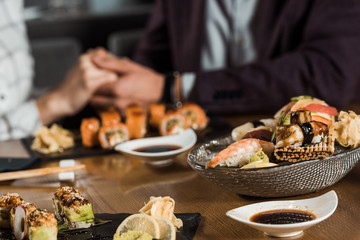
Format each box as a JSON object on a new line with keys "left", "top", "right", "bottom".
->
{"left": 36, "top": 51, "right": 117, "bottom": 125}
{"left": 90, "top": 49, "right": 165, "bottom": 112}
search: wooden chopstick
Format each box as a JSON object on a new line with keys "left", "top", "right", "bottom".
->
{"left": 0, "top": 164, "right": 85, "bottom": 181}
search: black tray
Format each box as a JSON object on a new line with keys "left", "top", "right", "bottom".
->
{"left": 21, "top": 134, "right": 115, "bottom": 161}
{"left": 20, "top": 115, "right": 232, "bottom": 162}
{"left": 0, "top": 213, "right": 201, "bottom": 240}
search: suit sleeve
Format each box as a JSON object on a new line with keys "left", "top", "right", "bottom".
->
{"left": 193, "top": 0, "right": 360, "bottom": 114}
{"left": 132, "top": 0, "right": 173, "bottom": 73}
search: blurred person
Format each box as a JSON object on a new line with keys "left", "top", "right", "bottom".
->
{"left": 90, "top": 0, "right": 360, "bottom": 114}
{"left": 0, "top": 0, "right": 116, "bottom": 140}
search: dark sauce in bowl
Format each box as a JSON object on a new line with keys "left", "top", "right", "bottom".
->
{"left": 250, "top": 209, "right": 316, "bottom": 224}
{"left": 133, "top": 145, "right": 182, "bottom": 153}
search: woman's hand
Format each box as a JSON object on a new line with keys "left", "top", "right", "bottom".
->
{"left": 90, "top": 49, "right": 165, "bottom": 112}
{"left": 36, "top": 51, "right": 117, "bottom": 125}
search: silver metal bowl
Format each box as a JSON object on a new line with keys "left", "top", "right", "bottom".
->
{"left": 187, "top": 135, "right": 360, "bottom": 197}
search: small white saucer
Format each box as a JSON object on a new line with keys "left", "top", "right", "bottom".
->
{"left": 226, "top": 191, "right": 338, "bottom": 238}
{"left": 115, "top": 129, "right": 197, "bottom": 167}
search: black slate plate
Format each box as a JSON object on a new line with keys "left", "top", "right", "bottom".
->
{"left": 21, "top": 132, "right": 115, "bottom": 161}
{"left": 0, "top": 157, "right": 38, "bottom": 172}
{"left": 20, "top": 115, "right": 232, "bottom": 162}
{"left": 0, "top": 213, "right": 201, "bottom": 240}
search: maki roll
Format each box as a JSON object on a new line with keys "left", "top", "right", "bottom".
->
{"left": 80, "top": 117, "right": 100, "bottom": 148}
{"left": 14, "top": 208, "right": 57, "bottom": 240}
{"left": 10, "top": 201, "right": 37, "bottom": 231}
{"left": 149, "top": 103, "right": 165, "bottom": 128}
{"left": 159, "top": 111, "right": 189, "bottom": 136}
{"left": 98, "top": 122, "right": 129, "bottom": 149}
{"left": 126, "top": 107, "right": 147, "bottom": 139}
{"left": 100, "top": 107, "right": 121, "bottom": 126}
{"left": 0, "top": 193, "right": 23, "bottom": 228}
{"left": 52, "top": 186, "right": 95, "bottom": 229}
{"left": 177, "top": 103, "right": 208, "bottom": 130}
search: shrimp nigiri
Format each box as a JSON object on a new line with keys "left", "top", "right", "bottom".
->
{"left": 206, "top": 138, "right": 274, "bottom": 168}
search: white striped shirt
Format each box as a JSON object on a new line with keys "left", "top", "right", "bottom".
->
{"left": 0, "top": 0, "right": 41, "bottom": 140}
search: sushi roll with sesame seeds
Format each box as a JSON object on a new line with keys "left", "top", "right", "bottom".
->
{"left": 52, "top": 186, "right": 95, "bottom": 229}
{"left": 14, "top": 207, "right": 57, "bottom": 240}
{"left": 0, "top": 193, "right": 23, "bottom": 228}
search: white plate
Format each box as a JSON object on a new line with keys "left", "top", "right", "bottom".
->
{"left": 226, "top": 191, "right": 338, "bottom": 237}
{"left": 115, "top": 129, "right": 197, "bottom": 166}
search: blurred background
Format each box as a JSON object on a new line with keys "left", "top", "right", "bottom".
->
{"left": 24, "top": 0, "right": 154, "bottom": 96}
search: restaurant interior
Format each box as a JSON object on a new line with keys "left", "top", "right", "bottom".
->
{"left": 0, "top": 1, "right": 360, "bottom": 239}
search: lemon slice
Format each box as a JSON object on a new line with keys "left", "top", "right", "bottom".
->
{"left": 155, "top": 216, "right": 176, "bottom": 240}
{"left": 115, "top": 214, "right": 160, "bottom": 239}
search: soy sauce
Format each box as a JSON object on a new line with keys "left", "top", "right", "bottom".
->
{"left": 250, "top": 209, "right": 316, "bottom": 224}
{"left": 133, "top": 145, "right": 181, "bottom": 153}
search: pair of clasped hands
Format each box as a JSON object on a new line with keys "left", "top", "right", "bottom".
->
{"left": 37, "top": 48, "right": 164, "bottom": 125}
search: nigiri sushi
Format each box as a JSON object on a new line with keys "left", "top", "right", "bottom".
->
{"left": 206, "top": 138, "right": 275, "bottom": 168}
{"left": 275, "top": 121, "right": 328, "bottom": 148}
{"left": 231, "top": 118, "right": 276, "bottom": 141}
{"left": 274, "top": 96, "right": 338, "bottom": 127}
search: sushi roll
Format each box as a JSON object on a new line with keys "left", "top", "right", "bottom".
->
{"left": 52, "top": 186, "right": 95, "bottom": 229}
{"left": 100, "top": 108, "right": 121, "bottom": 126}
{"left": 149, "top": 103, "right": 166, "bottom": 128}
{"left": 0, "top": 193, "right": 23, "bottom": 228}
{"left": 126, "top": 106, "right": 147, "bottom": 139}
{"left": 10, "top": 201, "right": 37, "bottom": 232}
{"left": 98, "top": 122, "right": 129, "bottom": 149}
{"left": 80, "top": 117, "right": 100, "bottom": 148}
{"left": 177, "top": 103, "right": 208, "bottom": 130}
{"left": 14, "top": 208, "right": 57, "bottom": 240}
{"left": 159, "top": 111, "right": 189, "bottom": 136}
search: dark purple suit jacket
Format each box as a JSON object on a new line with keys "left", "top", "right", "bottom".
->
{"left": 133, "top": 0, "right": 360, "bottom": 114}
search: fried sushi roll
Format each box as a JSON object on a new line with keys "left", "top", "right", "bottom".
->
{"left": 100, "top": 107, "right": 121, "bottom": 126}
{"left": 0, "top": 193, "right": 23, "bottom": 228}
{"left": 159, "top": 111, "right": 188, "bottom": 136}
{"left": 53, "top": 186, "right": 95, "bottom": 229}
{"left": 98, "top": 122, "right": 129, "bottom": 149}
{"left": 177, "top": 103, "right": 208, "bottom": 130}
{"left": 80, "top": 117, "right": 100, "bottom": 148}
{"left": 14, "top": 208, "right": 57, "bottom": 240}
{"left": 149, "top": 103, "right": 166, "bottom": 128}
{"left": 126, "top": 107, "right": 147, "bottom": 139}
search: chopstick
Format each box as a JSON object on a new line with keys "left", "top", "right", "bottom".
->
{"left": 0, "top": 164, "right": 85, "bottom": 181}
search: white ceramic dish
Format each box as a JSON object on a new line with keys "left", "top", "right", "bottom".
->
{"left": 226, "top": 191, "right": 338, "bottom": 237}
{"left": 115, "top": 129, "right": 197, "bottom": 166}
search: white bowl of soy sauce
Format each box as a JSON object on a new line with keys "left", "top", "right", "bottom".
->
{"left": 115, "top": 129, "right": 197, "bottom": 167}
{"left": 226, "top": 191, "right": 338, "bottom": 238}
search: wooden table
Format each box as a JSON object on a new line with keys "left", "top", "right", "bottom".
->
{"left": 1, "top": 115, "right": 360, "bottom": 240}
